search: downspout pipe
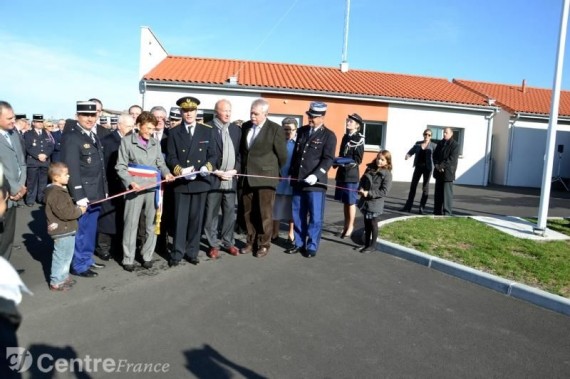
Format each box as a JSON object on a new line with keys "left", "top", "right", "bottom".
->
{"left": 483, "top": 109, "right": 498, "bottom": 185}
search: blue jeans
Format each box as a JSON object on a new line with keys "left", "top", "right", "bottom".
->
{"left": 51, "top": 234, "right": 76, "bottom": 286}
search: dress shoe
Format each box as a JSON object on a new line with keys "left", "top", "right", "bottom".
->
{"left": 64, "top": 277, "right": 76, "bottom": 286}
{"left": 340, "top": 229, "right": 353, "bottom": 239}
{"left": 225, "top": 245, "right": 239, "bottom": 256}
{"left": 96, "top": 253, "right": 111, "bottom": 261}
{"left": 360, "top": 246, "right": 376, "bottom": 254}
{"left": 240, "top": 245, "right": 253, "bottom": 255}
{"left": 142, "top": 261, "right": 153, "bottom": 269}
{"left": 189, "top": 257, "right": 200, "bottom": 265}
{"left": 208, "top": 247, "right": 219, "bottom": 259}
{"left": 285, "top": 246, "right": 304, "bottom": 254}
{"left": 73, "top": 269, "right": 98, "bottom": 278}
{"left": 91, "top": 262, "right": 106, "bottom": 269}
{"left": 255, "top": 247, "right": 269, "bottom": 258}
{"left": 123, "top": 264, "right": 135, "bottom": 272}
{"left": 168, "top": 259, "right": 180, "bottom": 267}
{"left": 306, "top": 249, "right": 317, "bottom": 258}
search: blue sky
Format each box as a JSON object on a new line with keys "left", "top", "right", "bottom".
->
{"left": 1, "top": 0, "right": 568, "bottom": 119}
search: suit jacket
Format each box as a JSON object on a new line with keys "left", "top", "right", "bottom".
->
{"left": 239, "top": 119, "right": 287, "bottom": 189}
{"left": 50, "top": 130, "right": 63, "bottom": 162}
{"left": 61, "top": 125, "right": 108, "bottom": 202}
{"left": 98, "top": 130, "right": 124, "bottom": 234}
{"left": 289, "top": 125, "right": 337, "bottom": 192}
{"left": 24, "top": 129, "right": 55, "bottom": 168}
{"left": 95, "top": 124, "right": 112, "bottom": 139}
{"left": 0, "top": 130, "right": 27, "bottom": 208}
{"left": 166, "top": 122, "right": 217, "bottom": 194}
{"left": 433, "top": 138, "right": 459, "bottom": 182}
{"left": 208, "top": 121, "right": 242, "bottom": 191}
{"left": 335, "top": 132, "right": 364, "bottom": 183}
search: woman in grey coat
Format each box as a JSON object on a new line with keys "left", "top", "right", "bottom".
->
{"left": 116, "top": 112, "right": 173, "bottom": 271}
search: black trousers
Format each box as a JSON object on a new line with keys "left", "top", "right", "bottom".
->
{"left": 25, "top": 166, "right": 48, "bottom": 205}
{"left": 404, "top": 165, "right": 431, "bottom": 210}
{"left": 434, "top": 180, "right": 454, "bottom": 216}
{"left": 171, "top": 192, "right": 207, "bottom": 261}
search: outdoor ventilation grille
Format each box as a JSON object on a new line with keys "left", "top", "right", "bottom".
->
{"left": 226, "top": 76, "right": 238, "bottom": 85}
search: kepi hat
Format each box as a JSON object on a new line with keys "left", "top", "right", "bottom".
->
{"left": 196, "top": 109, "right": 204, "bottom": 119}
{"left": 99, "top": 116, "right": 108, "bottom": 125}
{"left": 32, "top": 114, "right": 44, "bottom": 122}
{"left": 15, "top": 114, "right": 27, "bottom": 120}
{"left": 169, "top": 107, "right": 182, "bottom": 121}
{"left": 176, "top": 96, "right": 200, "bottom": 111}
{"left": 76, "top": 101, "right": 98, "bottom": 114}
{"left": 110, "top": 116, "right": 118, "bottom": 125}
{"left": 306, "top": 101, "right": 327, "bottom": 117}
{"left": 347, "top": 113, "right": 363, "bottom": 127}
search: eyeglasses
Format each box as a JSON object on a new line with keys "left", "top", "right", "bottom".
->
{"left": 424, "top": 133, "right": 432, "bottom": 136}
{"left": 283, "top": 129, "right": 295, "bottom": 132}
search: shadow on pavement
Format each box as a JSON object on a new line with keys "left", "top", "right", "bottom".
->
{"left": 27, "top": 344, "right": 91, "bottom": 379}
{"left": 184, "top": 344, "right": 267, "bottom": 379}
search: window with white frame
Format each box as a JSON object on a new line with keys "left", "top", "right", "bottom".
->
{"left": 428, "top": 125, "right": 464, "bottom": 156}
{"left": 363, "top": 121, "right": 386, "bottom": 151}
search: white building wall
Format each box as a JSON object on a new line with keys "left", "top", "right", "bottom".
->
{"left": 142, "top": 86, "right": 261, "bottom": 121}
{"left": 490, "top": 110, "right": 512, "bottom": 185}
{"left": 505, "top": 119, "right": 570, "bottom": 187}
{"left": 386, "top": 105, "right": 491, "bottom": 186}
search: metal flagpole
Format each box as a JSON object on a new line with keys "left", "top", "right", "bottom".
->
{"left": 535, "top": 0, "right": 570, "bottom": 234}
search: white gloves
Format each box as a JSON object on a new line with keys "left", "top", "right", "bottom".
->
{"left": 76, "top": 198, "right": 89, "bottom": 207}
{"left": 304, "top": 174, "right": 318, "bottom": 185}
{"left": 199, "top": 166, "right": 210, "bottom": 177}
{"left": 182, "top": 167, "right": 196, "bottom": 181}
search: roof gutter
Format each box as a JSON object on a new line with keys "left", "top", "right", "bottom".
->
{"left": 513, "top": 112, "right": 570, "bottom": 123}
{"left": 143, "top": 80, "right": 498, "bottom": 114}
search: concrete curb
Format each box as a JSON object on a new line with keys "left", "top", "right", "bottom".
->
{"left": 376, "top": 239, "right": 570, "bottom": 317}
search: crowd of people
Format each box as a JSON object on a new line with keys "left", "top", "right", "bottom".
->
{"left": 0, "top": 95, "right": 460, "bottom": 293}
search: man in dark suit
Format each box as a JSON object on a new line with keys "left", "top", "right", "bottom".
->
{"left": 203, "top": 99, "right": 242, "bottom": 258}
{"left": 61, "top": 101, "right": 108, "bottom": 278}
{"left": 0, "top": 101, "right": 27, "bottom": 260}
{"left": 48, "top": 121, "right": 63, "bottom": 162}
{"left": 166, "top": 96, "right": 217, "bottom": 266}
{"left": 287, "top": 102, "right": 337, "bottom": 258}
{"left": 433, "top": 127, "right": 460, "bottom": 216}
{"left": 239, "top": 98, "right": 287, "bottom": 258}
{"left": 96, "top": 113, "right": 134, "bottom": 261}
{"left": 23, "top": 114, "right": 54, "bottom": 206}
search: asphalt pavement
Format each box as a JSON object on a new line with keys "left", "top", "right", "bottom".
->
{"left": 8, "top": 182, "right": 570, "bottom": 378}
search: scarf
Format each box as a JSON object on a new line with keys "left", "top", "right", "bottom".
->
{"left": 214, "top": 118, "right": 236, "bottom": 190}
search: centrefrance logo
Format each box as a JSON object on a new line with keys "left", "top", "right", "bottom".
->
{"left": 5, "top": 348, "right": 170, "bottom": 374}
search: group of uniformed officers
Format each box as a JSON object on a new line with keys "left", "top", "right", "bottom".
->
{"left": 18, "top": 96, "right": 339, "bottom": 277}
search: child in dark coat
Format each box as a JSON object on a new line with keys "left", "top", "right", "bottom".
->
{"left": 357, "top": 150, "right": 393, "bottom": 253}
{"left": 44, "top": 162, "right": 86, "bottom": 291}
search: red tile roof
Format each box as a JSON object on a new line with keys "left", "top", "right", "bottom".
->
{"left": 454, "top": 79, "right": 570, "bottom": 117}
{"left": 143, "top": 56, "right": 489, "bottom": 107}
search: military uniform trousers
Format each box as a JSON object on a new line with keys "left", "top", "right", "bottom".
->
{"left": 292, "top": 189, "right": 326, "bottom": 252}
{"left": 25, "top": 166, "right": 48, "bottom": 205}
{"left": 71, "top": 205, "right": 101, "bottom": 274}
{"left": 204, "top": 190, "right": 237, "bottom": 248}
{"left": 122, "top": 189, "right": 158, "bottom": 265}
{"left": 171, "top": 192, "right": 208, "bottom": 262}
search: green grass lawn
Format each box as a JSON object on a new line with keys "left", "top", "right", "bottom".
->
{"left": 380, "top": 217, "right": 570, "bottom": 298}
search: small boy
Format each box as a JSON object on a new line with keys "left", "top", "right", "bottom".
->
{"left": 44, "top": 162, "right": 86, "bottom": 291}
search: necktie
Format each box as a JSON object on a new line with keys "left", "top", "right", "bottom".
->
{"left": 90, "top": 132, "right": 96, "bottom": 144}
{"left": 3, "top": 132, "right": 12, "bottom": 147}
{"left": 249, "top": 126, "right": 258, "bottom": 148}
